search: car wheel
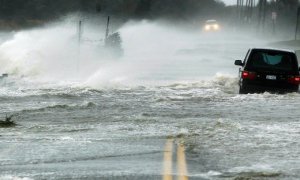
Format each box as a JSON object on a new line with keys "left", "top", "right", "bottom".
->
{"left": 239, "top": 84, "right": 248, "bottom": 94}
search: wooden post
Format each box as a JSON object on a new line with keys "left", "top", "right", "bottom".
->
{"left": 78, "top": 20, "right": 82, "bottom": 44}
{"left": 77, "top": 20, "right": 82, "bottom": 74}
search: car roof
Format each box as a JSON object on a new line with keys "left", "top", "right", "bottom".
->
{"left": 250, "top": 47, "right": 296, "bottom": 54}
{"left": 206, "top": 20, "right": 217, "bottom": 23}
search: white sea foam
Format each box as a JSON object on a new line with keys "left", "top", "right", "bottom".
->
{"left": 0, "top": 176, "right": 34, "bottom": 180}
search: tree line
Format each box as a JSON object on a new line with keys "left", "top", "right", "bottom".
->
{"left": 0, "top": 0, "right": 226, "bottom": 28}
{"left": 0, "top": 0, "right": 225, "bottom": 19}
{"left": 0, "top": 0, "right": 297, "bottom": 30}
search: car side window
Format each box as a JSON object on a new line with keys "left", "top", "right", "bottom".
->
{"left": 244, "top": 49, "right": 250, "bottom": 65}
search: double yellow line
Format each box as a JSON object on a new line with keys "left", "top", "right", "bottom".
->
{"left": 162, "top": 138, "right": 189, "bottom": 180}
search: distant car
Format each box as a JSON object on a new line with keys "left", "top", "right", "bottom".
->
{"left": 203, "top": 20, "right": 220, "bottom": 31}
{"left": 234, "top": 48, "right": 300, "bottom": 94}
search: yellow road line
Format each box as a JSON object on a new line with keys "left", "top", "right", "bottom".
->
{"left": 163, "top": 138, "right": 174, "bottom": 180}
{"left": 177, "top": 142, "right": 188, "bottom": 180}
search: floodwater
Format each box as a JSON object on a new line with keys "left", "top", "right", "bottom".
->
{"left": 0, "top": 21, "right": 300, "bottom": 180}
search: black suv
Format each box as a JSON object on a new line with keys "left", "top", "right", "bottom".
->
{"left": 235, "top": 48, "right": 300, "bottom": 94}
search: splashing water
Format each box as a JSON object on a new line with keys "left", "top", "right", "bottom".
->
{"left": 0, "top": 17, "right": 266, "bottom": 89}
{"left": 2, "top": 17, "right": 300, "bottom": 180}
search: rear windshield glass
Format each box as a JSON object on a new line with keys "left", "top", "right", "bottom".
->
{"left": 246, "top": 50, "right": 298, "bottom": 72}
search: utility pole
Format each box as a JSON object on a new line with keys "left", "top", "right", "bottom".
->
{"left": 295, "top": 7, "right": 300, "bottom": 40}
{"left": 105, "top": 16, "right": 110, "bottom": 44}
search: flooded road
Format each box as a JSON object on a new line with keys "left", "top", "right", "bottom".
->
{"left": 0, "top": 21, "right": 300, "bottom": 179}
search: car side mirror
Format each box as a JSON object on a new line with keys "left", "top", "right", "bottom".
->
{"left": 235, "top": 60, "right": 243, "bottom": 66}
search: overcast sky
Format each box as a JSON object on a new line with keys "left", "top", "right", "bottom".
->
{"left": 222, "top": 0, "right": 237, "bottom": 5}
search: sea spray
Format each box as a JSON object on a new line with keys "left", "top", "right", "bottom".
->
{"left": 0, "top": 17, "right": 263, "bottom": 88}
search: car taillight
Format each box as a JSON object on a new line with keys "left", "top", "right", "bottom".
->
{"left": 288, "top": 76, "right": 300, "bottom": 85}
{"left": 242, "top": 71, "right": 256, "bottom": 80}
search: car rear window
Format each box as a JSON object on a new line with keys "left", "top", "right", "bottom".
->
{"left": 246, "top": 50, "right": 298, "bottom": 72}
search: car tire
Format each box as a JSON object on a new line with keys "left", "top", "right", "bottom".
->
{"left": 239, "top": 84, "right": 248, "bottom": 94}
